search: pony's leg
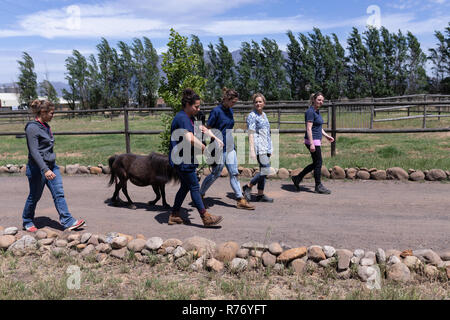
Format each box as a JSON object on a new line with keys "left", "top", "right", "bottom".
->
{"left": 148, "top": 185, "right": 161, "bottom": 206}
{"left": 121, "top": 181, "right": 136, "bottom": 209}
{"left": 111, "top": 183, "right": 122, "bottom": 205}
{"left": 160, "top": 185, "right": 170, "bottom": 208}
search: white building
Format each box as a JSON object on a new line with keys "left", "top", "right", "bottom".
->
{"left": 0, "top": 93, "right": 70, "bottom": 110}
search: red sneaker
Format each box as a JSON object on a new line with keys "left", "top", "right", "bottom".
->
{"left": 24, "top": 225, "right": 38, "bottom": 232}
{"left": 67, "top": 219, "right": 85, "bottom": 231}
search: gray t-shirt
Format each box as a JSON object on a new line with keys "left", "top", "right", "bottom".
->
{"left": 25, "top": 121, "right": 56, "bottom": 174}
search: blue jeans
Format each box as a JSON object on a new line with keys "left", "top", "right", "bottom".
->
{"left": 22, "top": 161, "right": 76, "bottom": 229}
{"left": 250, "top": 154, "right": 271, "bottom": 191}
{"left": 173, "top": 167, "right": 205, "bottom": 214}
{"left": 200, "top": 149, "right": 243, "bottom": 199}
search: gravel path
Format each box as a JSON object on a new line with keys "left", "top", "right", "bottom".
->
{"left": 1, "top": 175, "right": 449, "bottom": 251}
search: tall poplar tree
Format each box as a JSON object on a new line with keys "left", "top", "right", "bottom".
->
{"left": 17, "top": 52, "right": 38, "bottom": 106}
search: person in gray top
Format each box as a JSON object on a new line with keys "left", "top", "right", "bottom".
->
{"left": 22, "top": 99, "right": 85, "bottom": 232}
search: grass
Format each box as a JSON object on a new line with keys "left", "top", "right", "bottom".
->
{"left": 0, "top": 112, "right": 449, "bottom": 171}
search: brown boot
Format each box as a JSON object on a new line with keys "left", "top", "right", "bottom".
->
{"left": 201, "top": 211, "right": 223, "bottom": 227}
{"left": 168, "top": 211, "right": 185, "bottom": 225}
{"left": 236, "top": 198, "right": 255, "bottom": 210}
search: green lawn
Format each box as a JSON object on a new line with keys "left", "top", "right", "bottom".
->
{"left": 0, "top": 113, "right": 449, "bottom": 170}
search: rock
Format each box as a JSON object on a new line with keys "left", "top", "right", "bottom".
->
{"left": 321, "top": 166, "right": 330, "bottom": 178}
{"left": 0, "top": 166, "right": 9, "bottom": 173}
{"left": 96, "top": 243, "right": 112, "bottom": 254}
{"left": 388, "top": 255, "right": 401, "bottom": 265}
{"left": 277, "top": 168, "right": 290, "bottom": 179}
{"left": 38, "top": 238, "right": 54, "bottom": 246}
{"left": 96, "top": 253, "right": 108, "bottom": 263}
{"left": 230, "top": 258, "right": 248, "bottom": 273}
{"left": 215, "top": 241, "right": 239, "bottom": 262}
{"left": 35, "top": 230, "right": 48, "bottom": 240}
{"left": 358, "top": 265, "right": 378, "bottom": 282}
{"left": 146, "top": 237, "right": 164, "bottom": 251}
{"left": 248, "top": 257, "right": 260, "bottom": 269}
{"left": 277, "top": 247, "right": 307, "bottom": 263}
{"left": 308, "top": 246, "right": 326, "bottom": 262}
{"left": 89, "top": 166, "right": 103, "bottom": 175}
{"left": 78, "top": 166, "right": 89, "bottom": 174}
{"left": 357, "top": 170, "right": 371, "bottom": 180}
{"left": 67, "top": 234, "right": 81, "bottom": 242}
{"left": 7, "top": 235, "right": 37, "bottom": 253}
{"left": 190, "top": 256, "right": 206, "bottom": 272}
{"left": 65, "top": 164, "right": 80, "bottom": 175}
{"left": 447, "top": 266, "right": 450, "bottom": 279}
{"left": 323, "top": 246, "right": 336, "bottom": 258}
{"left": 111, "top": 236, "right": 128, "bottom": 249}
{"left": 220, "top": 167, "right": 228, "bottom": 177}
{"left": 267, "top": 167, "right": 278, "bottom": 179}
{"left": 371, "top": 170, "right": 386, "bottom": 180}
{"left": 409, "top": 170, "right": 425, "bottom": 181}
{"left": 250, "top": 250, "right": 263, "bottom": 258}
{"left": 241, "top": 241, "right": 268, "bottom": 251}
{"left": 403, "top": 256, "right": 422, "bottom": 269}
{"left": 290, "top": 259, "right": 307, "bottom": 274}
{"left": 110, "top": 247, "right": 128, "bottom": 260}
{"left": 183, "top": 236, "right": 216, "bottom": 257}
{"left": 55, "top": 239, "right": 68, "bottom": 247}
{"left": 336, "top": 249, "right": 353, "bottom": 271}
{"left": 353, "top": 249, "right": 365, "bottom": 259}
{"left": 376, "top": 248, "right": 386, "bottom": 264}
{"left": 241, "top": 168, "right": 253, "bottom": 178}
{"left": 127, "top": 239, "right": 146, "bottom": 252}
{"left": 425, "top": 169, "right": 446, "bottom": 181}
{"left": 136, "top": 234, "right": 146, "bottom": 240}
{"left": 346, "top": 168, "right": 357, "bottom": 179}
{"left": 412, "top": 249, "right": 443, "bottom": 266}
{"left": 360, "top": 258, "right": 376, "bottom": 266}
{"left": 424, "top": 265, "right": 439, "bottom": 278}
{"left": 8, "top": 165, "right": 19, "bottom": 173}
{"left": 88, "top": 235, "right": 99, "bottom": 246}
{"left": 206, "top": 258, "right": 224, "bottom": 272}
{"left": 81, "top": 244, "right": 96, "bottom": 257}
{"left": 386, "top": 167, "right": 408, "bottom": 180}
{"left": 41, "top": 228, "right": 60, "bottom": 238}
{"left": 67, "top": 240, "right": 80, "bottom": 248}
{"left": 440, "top": 251, "right": 450, "bottom": 261}
{"left": 3, "top": 227, "right": 18, "bottom": 236}
{"left": 400, "top": 249, "right": 413, "bottom": 258}
{"left": 362, "top": 251, "right": 376, "bottom": 264}
{"left": 336, "top": 269, "right": 352, "bottom": 280}
{"left": 387, "top": 262, "right": 411, "bottom": 282}
{"left": 273, "top": 264, "right": 284, "bottom": 273}
{"left": 76, "top": 244, "right": 87, "bottom": 251}
{"left": 268, "top": 242, "right": 283, "bottom": 256}
{"left": 319, "top": 258, "right": 335, "bottom": 268}
{"left": 164, "top": 247, "right": 175, "bottom": 254}
{"left": 162, "top": 238, "right": 182, "bottom": 249}
{"left": 101, "top": 166, "right": 110, "bottom": 174}
{"left": 80, "top": 233, "right": 92, "bottom": 244}
{"left": 52, "top": 247, "right": 67, "bottom": 256}
{"left": 236, "top": 248, "right": 249, "bottom": 259}
{"left": 117, "top": 233, "right": 134, "bottom": 243}
{"left": 173, "top": 246, "right": 187, "bottom": 259}
{"left": 331, "top": 166, "right": 345, "bottom": 179}
{"left": 262, "top": 252, "right": 277, "bottom": 267}
{"left": 0, "top": 235, "right": 16, "bottom": 249}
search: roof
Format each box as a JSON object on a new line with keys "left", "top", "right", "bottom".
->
{"left": 0, "top": 93, "right": 70, "bottom": 107}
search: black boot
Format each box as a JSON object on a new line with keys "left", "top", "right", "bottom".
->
{"left": 315, "top": 184, "right": 331, "bottom": 194}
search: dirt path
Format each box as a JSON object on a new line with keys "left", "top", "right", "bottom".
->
{"left": 1, "top": 175, "right": 449, "bottom": 251}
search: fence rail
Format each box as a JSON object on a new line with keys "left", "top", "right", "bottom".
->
{"left": 1, "top": 99, "right": 450, "bottom": 157}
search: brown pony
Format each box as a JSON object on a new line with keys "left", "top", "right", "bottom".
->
{"left": 108, "top": 152, "right": 179, "bottom": 209}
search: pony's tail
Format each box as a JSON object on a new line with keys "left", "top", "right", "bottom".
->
{"left": 107, "top": 155, "right": 117, "bottom": 187}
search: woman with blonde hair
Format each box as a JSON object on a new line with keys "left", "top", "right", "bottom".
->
{"left": 292, "top": 92, "right": 334, "bottom": 194}
{"left": 22, "top": 99, "right": 85, "bottom": 232}
{"left": 242, "top": 93, "right": 273, "bottom": 202}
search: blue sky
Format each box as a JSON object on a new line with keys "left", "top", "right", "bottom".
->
{"left": 0, "top": 0, "right": 449, "bottom": 84}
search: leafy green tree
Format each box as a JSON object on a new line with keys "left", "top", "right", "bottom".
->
{"left": 117, "top": 41, "right": 134, "bottom": 107}
{"left": 86, "top": 54, "right": 102, "bottom": 108}
{"left": 17, "top": 52, "right": 38, "bottom": 106}
{"left": 392, "top": 30, "right": 408, "bottom": 95}
{"left": 237, "top": 41, "right": 259, "bottom": 101}
{"left": 428, "top": 28, "right": 449, "bottom": 92}
{"left": 158, "top": 28, "right": 207, "bottom": 154}
{"left": 286, "top": 30, "right": 303, "bottom": 100}
{"left": 64, "top": 50, "right": 89, "bottom": 109}
{"left": 97, "top": 38, "right": 119, "bottom": 108}
{"left": 141, "top": 37, "right": 160, "bottom": 107}
{"left": 298, "top": 33, "right": 316, "bottom": 99}
{"left": 39, "top": 80, "right": 59, "bottom": 104}
{"left": 406, "top": 32, "right": 428, "bottom": 94}
{"left": 363, "top": 27, "right": 385, "bottom": 97}
{"left": 207, "top": 38, "right": 236, "bottom": 101}
{"left": 331, "top": 33, "right": 348, "bottom": 99}
{"left": 260, "top": 38, "right": 290, "bottom": 100}
{"left": 346, "top": 27, "right": 371, "bottom": 98}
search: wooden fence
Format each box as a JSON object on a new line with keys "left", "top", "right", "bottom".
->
{"left": 1, "top": 99, "right": 450, "bottom": 157}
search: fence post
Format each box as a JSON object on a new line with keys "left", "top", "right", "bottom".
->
{"left": 124, "top": 106, "right": 131, "bottom": 153}
{"left": 277, "top": 107, "right": 281, "bottom": 130}
{"left": 370, "top": 104, "right": 374, "bottom": 129}
{"left": 423, "top": 96, "right": 427, "bottom": 129}
{"left": 331, "top": 103, "right": 336, "bottom": 157}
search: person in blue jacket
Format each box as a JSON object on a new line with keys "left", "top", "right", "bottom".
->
{"left": 199, "top": 88, "right": 255, "bottom": 210}
{"left": 292, "top": 92, "right": 334, "bottom": 194}
{"left": 22, "top": 99, "right": 85, "bottom": 232}
{"left": 168, "top": 89, "right": 224, "bottom": 226}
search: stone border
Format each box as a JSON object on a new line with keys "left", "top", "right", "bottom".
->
{"left": 1, "top": 164, "right": 449, "bottom": 182}
{"left": 1, "top": 226, "right": 449, "bottom": 284}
